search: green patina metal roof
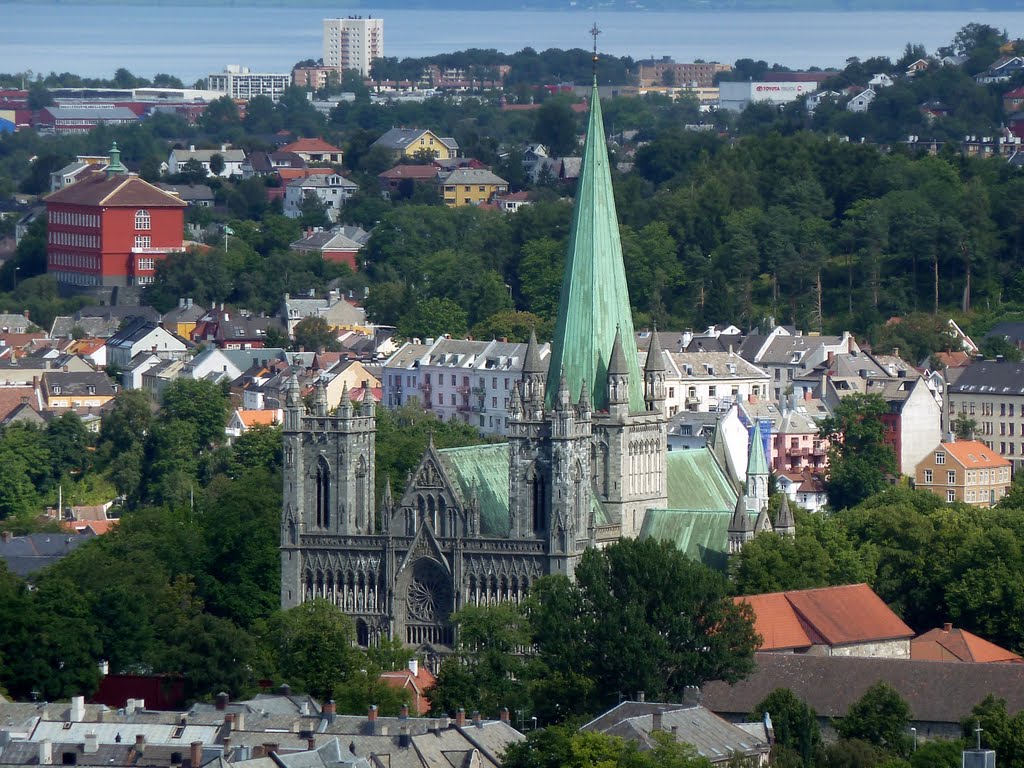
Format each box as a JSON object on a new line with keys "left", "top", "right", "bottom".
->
{"left": 545, "top": 81, "right": 644, "bottom": 412}
{"left": 665, "top": 449, "right": 738, "bottom": 512}
{"left": 643, "top": 449, "right": 749, "bottom": 570}
{"left": 747, "top": 420, "right": 769, "bottom": 478}
{"left": 437, "top": 443, "right": 511, "bottom": 537}
{"left": 640, "top": 509, "right": 732, "bottom": 571}
{"left": 438, "top": 442, "right": 609, "bottom": 537}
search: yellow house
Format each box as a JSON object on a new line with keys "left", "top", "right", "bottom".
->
{"left": 372, "top": 127, "right": 459, "bottom": 160}
{"left": 324, "top": 358, "right": 381, "bottom": 406}
{"left": 438, "top": 168, "right": 509, "bottom": 207}
{"left": 162, "top": 298, "right": 206, "bottom": 340}
{"left": 42, "top": 371, "right": 116, "bottom": 410}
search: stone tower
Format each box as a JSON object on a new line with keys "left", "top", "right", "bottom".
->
{"left": 280, "top": 375, "right": 377, "bottom": 610}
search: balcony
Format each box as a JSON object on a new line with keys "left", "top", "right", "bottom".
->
{"left": 456, "top": 384, "right": 471, "bottom": 394}
{"left": 457, "top": 399, "right": 472, "bottom": 413}
{"left": 472, "top": 385, "right": 487, "bottom": 395}
{"left": 785, "top": 446, "right": 810, "bottom": 457}
{"left": 419, "top": 381, "right": 432, "bottom": 394}
{"left": 685, "top": 395, "right": 702, "bottom": 406}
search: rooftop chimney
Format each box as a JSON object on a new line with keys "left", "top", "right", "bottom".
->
{"left": 399, "top": 705, "right": 409, "bottom": 720}
{"left": 322, "top": 700, "right": 336, "bottom": 724}
{"left": 944, "top": 622, "right": 953, "bottom": 632}
{"left": 408, "top": 658, "right": 419, "bottom": 677}
{"left": 83, "top": 734, "right": 98, "bottom": 755}
{"left": 39, "top": 739, "right": 52, "bottom": 766}
{"left": 190, "top": 742, "right": 203, "bottom": 767}
{"left": 652, "top": 712, "right": 663, "bottom": 732}
{"left": 367, "top": 705, "right": 378, "bottom": 722}
{"left": 306, "top": 737, "right": 316, "bottom": 751}
{"left": 399, "top": 726, "right": 411, "bottom": 749}
{"left": 263, "top": 744, "right": 279, "bottom": 756}
{"left": 70, "top": 696, "right": 85, "bottom": 723}
{"left": 472, "top": 711, "right": 482, "bottom": 728}
{"left": 455, "top": 708, "right": 466, "bottom": 727}
{"left": 637, "top": 691, "right": 645, "bottom": 703}
{"left": 215, "top": 692, "right": 228, "bottom": 711}
{"left": 499, "top": 708, "right": 510, "bottom": 723}
{"left": 135, "top": 734, "right": 146, "bottom": 755}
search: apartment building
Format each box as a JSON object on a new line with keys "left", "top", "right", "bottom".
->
{"left": 658, "top": 349, "right": 770, "bottom": 416}
{"left": 914, "top": 439, "right": 1011, "bottom": 507}
{"left": 207, "top": 65, "right": 291, "bottom": 101}
{"left": 947, "top": 360, "right": 1024, "bottom": 466}
{"left": 323, "top": 16, "right": 384, "bottom": 77}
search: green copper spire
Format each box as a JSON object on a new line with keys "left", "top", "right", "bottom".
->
{"left": 544, "top": 80, "right": 643, "bottom": 412}
{"left": 106, "top": 142, "right": 128, "bottom": 177}
{"left": 747, "top": 420, "right": 770, "bottom": 478}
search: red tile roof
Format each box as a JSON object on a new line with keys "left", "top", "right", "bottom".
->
{"left": 379, "top": 665, "right": 436, "bottom": 716}
{"left": 913, "top": 623, "right": 1023, "bottom": 663}
{"left": 379, "top": 164, "right": 440, "bottom": 181}
{"left": 277, "top": 167, "right": 334, "bottom": 183}
{"left": 736, "top": 584, "right": 914, "bottom": 651}
{"left": 45, "top": 172, "right": 187, "bottom": 207}
{"left": 0, "top": 386, "right": 38, "bottom": 421}
{"left": 279, "top": 137, "right": 343, "bottom": 155}
{"left": 931, "top": 351, "right": 972, "bottom": 368}
{"left": 236, "top": 409, "right": 281, "bottom": 428}
{"left": 939, "top": 440, "right": 1010, "bottom": 469}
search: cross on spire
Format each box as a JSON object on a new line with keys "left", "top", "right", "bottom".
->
{"left": 590, "top": 23, "right": 601, "bottom": 76}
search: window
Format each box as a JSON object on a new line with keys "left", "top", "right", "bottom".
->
{"left": 935, "top": 452, "right": 945, "bottom": 464}
{"left": 134, "top": 235, "right": 151, "bottom": 249}
{"left": 923, "top": 469, "right": 933, "bottom": 483}
{"left": 947, "top": 490, "right": 956, "bottom": 502}
{"left": 947, "top": 470, "right": 956, "bottom": 484}
{"left": 450, "top": 394, "right": 455, "bottom": 405}
{"left": 138, "top": 258, "right": 155, "bottom": 271}
{"left": 135, "top": 209, "right": 151, "bottom": 230}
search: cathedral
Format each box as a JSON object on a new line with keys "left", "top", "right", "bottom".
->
{"left": 280, "top": 76, "right": 784, "bottom": 653}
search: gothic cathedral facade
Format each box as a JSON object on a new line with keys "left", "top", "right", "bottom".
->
{"left": 281, "top": 78, "right": 670, "bottom": 652}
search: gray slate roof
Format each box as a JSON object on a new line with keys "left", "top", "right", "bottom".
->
{"left": 950, "top": 360, "right": 1024, "bottom": 396}
{"left": 373, "top": 128, "right": 459, "bottom": 153}
{"left": 0, "top": 531, "right": 95, "bottom": 577}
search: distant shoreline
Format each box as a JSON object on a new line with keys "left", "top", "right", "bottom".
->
{"left": 5, "top": 0, "right": 1024, "bottom": 9}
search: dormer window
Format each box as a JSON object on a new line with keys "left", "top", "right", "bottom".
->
{"left": 135, "top": 210, "right": 151, "bottom": 230}
{"left": 52, "top": 385, "right": 61, "bottom": 395}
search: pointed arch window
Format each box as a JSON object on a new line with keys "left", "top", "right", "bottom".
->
{"left": 530, "top": 466, "right": 547, "bottom": 533}
{"left": 315, "top": 455, "right": 331, "bottom": 528}
{"left": 355, "top": 454, "right": 367, "bottom": 531}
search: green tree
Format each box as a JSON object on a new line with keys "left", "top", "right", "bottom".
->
{"left": 209, "top": 153, "right": 226, "bottom": 177}
{"left": 430, "top": 602, "right": 531, "bottom": 717}
{"left": 292, "top": 315, "right": 341, "bottom": 352}
{"left": 471, "top": 310, "right": 551, "bottom": 343}
{"left": 752, "top": 689, "right": 820, "bottom": 767}
{"left": 229, "top": 425, "right": 283, "bottom": 476}
{"left": 160, "top": 379, "right": 231, "bottom": 450}
{"left": 268, "top": 599, "right": 359, "bottom": 700}
{"left": 819, "top": 393, "right": 896, "bottom": 510}
{"left": 398, "top": 297, "right": 468, "bottom": 339}
{"left": 528, "top": 538, "right": 758, "bottom": 718}
{"left": 836, "top": 682, "right": 911, "bottom": 755}
{"left": 502, "top": 726, "right": 713, "bottom": 768}
{"left": 963, "top": 695, "right": 1024, "bottom": 768}
{"left": 534, "top": 99, "right": 579, "bottom": 158}
{"left": 299, "top": 191, "right": 331, "bottom": 229}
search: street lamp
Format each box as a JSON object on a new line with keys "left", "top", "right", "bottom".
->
{"left": 910, "top": 727, "right": 917, "bottom": 752}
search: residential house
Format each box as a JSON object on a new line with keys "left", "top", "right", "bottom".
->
{"left": 381, "top": 337, "right": 550, "bottom": 436}
{"left": 371, "top": 128, "right": 459, "bottom": 160}
{"left": 42, "top": 370, "right": 116, "bottom": 411}
{"left": 864, "top": 375, "right": 942, "bottom": 474}
{"left": 0, "top": 312, "right": 34, "bottom": 334}
{"left": 976, "top": 55, "right": 1024, "bottom": 83}
{"left": 581, "top": 701, "right": 770, "bottom": 766}
{"left": 162, "top": 298, "right": 206, "bottom": 339}
{"left": 156, "top": 183, "right": 214, "bottom": 207}
{"left": 868, "top": 73, "right": 895, "bottom": 88}
{"left": 278, "top": 138, "right": 344, "bottom": 165}
{"left": 166, "top": 145, "right": 246, "bottom": 178}
{"left": 1005, "top": 85, "right": 1024, "bottom": 114}
{"left": 847, "top": 88, "right": 876, "bottom": 112}
{"left": 378, "top": 164, "right": 440, "bottom": 198}
{"left": 983, "top": 320, "right": 1024, "bottom": 351}
{"left": 946, "top": 359, "right": 1024, "bottom": 464}
{"left": 50, "top": 305, "right": 161, "bottom": 340}
{"left": 191, "top": 310, "right": 281, "bottom": 350}
{"left": 378, "top": 658, "right": 436, "bottom": 716}
{"left": 120, "top": 351, "right": 162, "bottom": 391}
{"left": 139, "top": 358, "right": 187, "bottom": 400}
{"left": 0, "top": 529, "right": 96, "bottom": 578}
{"left": 283, "top": 173, "right": 358, "bottom": 220}
{"left": 437, "top": 168, "right": 509, "bottom": 207}
{"left": 905, "top": 58, "right": 931, "bottom": 76}
{"left": 495, "top": 191, "right": 531, "bottom": 212}
{"left": 657, "top": 348, "right": 769, "bottom": 417}
{"left": 735, "top": 583, "right": 914, "bottom": 657}
{"left": 105, "top": 319, "right": 189, "bottom": 372}
{"left": 226, "top": 408, "right": 283, "bottom": 439}
{"left": 805, "top": 89, "right": 841, "bottom": 113}
{"left": 739, "top": 397, "right": 830, "bottom": 474}
{"left": 703, "top": 653, "right": 1024, "bottom": 740}
{"left": 50, "top": 156, "right": 109, "bottom": 192}
{"left": 240, "top": 150, "right": 307, "bottom": 179}
{"left": 0, "top": 385, "right": 42, "bottom": 425}
{"left": 912, "top": 622, "right": 1022, "bottom": 663}
{"left": 776, "top": 468, "right": 828, "bottom": 513}
{"left": 740, "top": 330, "right": 859, "bottom": 404}
{"left": 289, "top": 225, "right": 370, "bottom": 269}
{"left": 666, "top": 410, "right": 721, "bottom": 452}
{"left": 282, "top": 290, "right": 367, "bottom": 338}
{"left": 63, "top": 338, "right": 107, "bottom": 369}
{"left": 914, "top": 439, "right": 1011, "bottom": 507}
{"left": 45, "top": 145, "right": 186, "bottom": 289}
{"left": 183, "top": 347, "right": 288, "bottom": 387}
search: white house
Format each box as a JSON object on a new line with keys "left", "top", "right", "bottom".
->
{"left": 105, "top": 321, "right": 188, "bottom": 372}
{"left": 847, "top": 88, "right": 876, "bottom": 113}
{"left": 659, "top": 350, "right": 770, "bottom": 417}
{"left": 166, "top": 145, "right": 246, "bottom": 178}
{"left": 283, "top": 174, "right": 359, "bottom": 221}
{"left": 868, "top": 73, "right": 894, "bottom": 88}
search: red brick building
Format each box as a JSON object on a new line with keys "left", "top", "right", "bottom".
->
{"left": 44, "top": 144, "right": 186, "bottom": 289}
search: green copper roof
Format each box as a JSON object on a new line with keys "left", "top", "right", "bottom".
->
{"left": 439, "top": 442, "right": 609, "bottom": 537}
{"left": 747, "top": 421, "right": 770, "bottom": 478}
{"left": 640, "top": 509, "right": 731, "bottom": 571}
{"left": 438, "top": 443, "right": 511, "bottom": 537}
{"left": 545, "top": 82, "right": 644, "bottom": 412}
{"left": 665, "top": 449, "right": 738, "bottom": 512}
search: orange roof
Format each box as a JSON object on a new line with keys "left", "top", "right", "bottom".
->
{"left": 932, "top": 351, "right": 971, "bottom": 369}
{"left": 379, "top": 665, "right": 437, "bottom": 715}
{"left": 939, "top": 440, "right": 1011, "bottom": 469}
{"left": 736, "top": 584, "right": 914, "bottom": 651}
{"left": 0, "top": 387, "right": 38, "bottom": 421}
{"left": 277, "top": 167, "right": 334, "bottom": 182}
{"left": 279, "top": 137, "right": 343, "bottom": 155}
{"left": 236, "top": 409, "right": 280, "bottom": 428}
{"left": 913, "top": 623, "right": 1023, "bottom": 663}
{"left": 63, "top": 519, "right": 119, "bottom": 535}
{"left": 66, "top": 337, "right": 107, "bottom": 356}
